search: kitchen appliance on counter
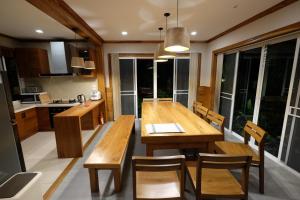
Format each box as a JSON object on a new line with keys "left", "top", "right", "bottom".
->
{"left": 21, "top": 86, "right": 42, "bottom": 94}
{"left": 49, "top": 98, "right": 78, "bottom": 104}
{"left": 77, "top": 94, "right": 86, "bottom": 104}
{"left": 20, "top": 92, "right": 46, "bottom": 104}
{"left": 90, "top": 89, "right": 101, "bottom": 101}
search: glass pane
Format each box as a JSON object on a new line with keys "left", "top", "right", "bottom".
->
{"left": 157, "top": 59, "right": 174, "bottom": 98}
{"left": 283, "top": 44, "right": 300, "bottom": 172}
{"left": 221, "top": 53, "right": 236, "bottom": 94}
{"left": 176, "top": 94, "right": 188, "bottom": 107}
{"left": 286, "top": 117, "right": 300, "bottom": 173}
{"left": 258, "top": 39, "right": 297, "bottom": 156}
{"left": 176, "top": 59, "right": 189, "bottom": 90}
{"left": 219, "top": 97, "right": 232, "bottom": 128}
{"left": 232, "top": 48, "right": 261, "bottom": 136}
{"left": 121, "top": 95, "right": 135, "bottom": 115}
{"left": 137, "top": 59, "right": 153, "bottom": 118}
{"left": 119, "top": 59, "right": 134, "bottom": 91}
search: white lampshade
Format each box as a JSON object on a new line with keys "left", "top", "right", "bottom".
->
{"left": 156, "top": 43, "right": 176, "bottom": 59}
{"left": 84, "top": 61, "right": 96, "bottom": 69}
{"left": 71, "top": 57, "right": 85, "bottom": 68}
{"left": 164, "top": 27, "right": 190, "bottom": 52}
{"left": 154, "top": 49, "right": 167, "bottom": 63}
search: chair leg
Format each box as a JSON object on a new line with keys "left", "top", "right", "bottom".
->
{"left": 259, "top": 164, "right": 264, "bottom": 194}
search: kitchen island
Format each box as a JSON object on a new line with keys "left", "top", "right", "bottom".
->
{"left": 54, "top": 100, "right": 105, "bottom": 158}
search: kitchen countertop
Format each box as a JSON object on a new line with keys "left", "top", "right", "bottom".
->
{"left": 14, "top": 102, "right": 80, "bottom": 113}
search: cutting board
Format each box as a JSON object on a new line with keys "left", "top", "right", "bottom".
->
{"left": 39, "top": 93, "right": 51, "bottom": 104}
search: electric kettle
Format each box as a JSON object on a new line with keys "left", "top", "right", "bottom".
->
{"left": 77, "top": 94, "right": 86, "bottom": 103}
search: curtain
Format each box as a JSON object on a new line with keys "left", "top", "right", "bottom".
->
{"left": 188, "top": 53, "right": 199, "bottom": 110}
{"left": 111, "top": 53, "right": 121, "bottom": 120}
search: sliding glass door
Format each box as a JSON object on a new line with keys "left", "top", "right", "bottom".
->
{"left": 137, "top": 59, "right": 153, "bottom": 117}
{"left": 174, "top": 58, "right": 190, "bottom": 107}
{"left": 232, "top": 48, "right": 261, "bottom": 136}
{"left": 119, "top": 59, "right": 137, "bottom": 115}
{"left": 219, "top": 53, "right": 237, "bottom": 129}
{"left": 157, "top": 59, "right": 174, "bottom": 98}
{"left": 218, "top": 34, "right": 300, "bottom": 173}
{"left": 257, "top": 39, "right": 297, "bottom": 156}
{"left": 280, "top": 38, "right": 300, "bottom": 172}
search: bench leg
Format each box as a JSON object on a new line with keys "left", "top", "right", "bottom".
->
{"left": 113, "top": 168, "right": 122, "bottom": 192}
{"left": 88, "top": 168, "right": 99, "bottom": 193}
{"left": 146, "top": 145, "right": 154, "bottom": 156}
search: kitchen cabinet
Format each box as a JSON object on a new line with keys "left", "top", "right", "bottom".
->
{"left": 15, "top": 48, "right": 50, "bottom": 78}
{"left": 78, "top": 48, "right": 97, "bottom": 78}
{"left": 36, "top": 107, "right": 51, "bottom": 131}
{"left": 15, "top": 108, "right": 38, "bottom": 141}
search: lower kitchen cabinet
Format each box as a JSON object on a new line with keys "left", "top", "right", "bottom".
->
{"left": 36, "top": 107, "right": 51, "bottom": 131}
{"left": 15, "top": 108, "right": 38, "bottom": 141}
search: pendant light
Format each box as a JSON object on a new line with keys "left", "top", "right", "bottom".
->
{"left": 164, "top": 0, "right": 190, "bottom": 52}
{"left": 71, "top": 30, "right": 85, "bottom": 68}
{"left": 157, "top": 13, "right": 176, "bottom": 59}
{"left": 154, "top": 27, "right": 167, "bottom": 63}
{"left": 84, "top": 60, "right": 96, "bottom": 69}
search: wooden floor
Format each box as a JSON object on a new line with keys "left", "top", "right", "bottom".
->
{"left": 50, "top": 120, "right": 300, "bottom": 200}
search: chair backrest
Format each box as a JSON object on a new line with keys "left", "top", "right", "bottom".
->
{"left": 143, "top": 98, "right": 157, "bottom": 102}
{"left": 196, "top": 153, "right": 252, "bottom": 198}
{"left": 207, "top": 110, "right": 225, "bottom": 134}
{"left": 196, "top": 105, "right": 208, "bottom": 119}
{"left": 158, "top": 98, "right": 173, "bottom": 102}
{"left": 243, "top": 121, "right": 267, "bottom": 161}
{"left": 243, "top": 121, "right": 267, "bottom": 145}
{"left": 193, "top": 101, "right": 202, "bottom": 113}
{"left": 132, "top": 155, "right": 185, "bottom": 200}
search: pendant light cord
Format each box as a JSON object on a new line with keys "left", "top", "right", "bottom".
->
{"left": 177, "top": 0, "right": 179, "bottom": 27}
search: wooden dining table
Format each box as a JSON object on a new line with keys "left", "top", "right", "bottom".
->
{"left": 141, "top": 101, "right": 223, "bottom": 156}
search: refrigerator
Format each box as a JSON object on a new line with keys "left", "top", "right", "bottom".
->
{"left": 0, "top": 55, "right": 25, "bottom": 185}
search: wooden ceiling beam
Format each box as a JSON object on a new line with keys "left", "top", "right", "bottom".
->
{"left": 26, "top": 0, "right": 103, "bottom": 45}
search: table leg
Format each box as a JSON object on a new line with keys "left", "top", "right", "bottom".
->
{"left": 113, "top": 168, "right": 121, "bottom": 192}
{"left": 88, "top": 168, "right": 99, "bottom": 193}
{"left": 146, "top": 145, "right": 154, "bottom": 156}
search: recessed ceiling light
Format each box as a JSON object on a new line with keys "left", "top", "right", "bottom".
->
{"left": 191, "top": 31, "right": 197, "bottom": 36}
{"left": 121, "top": 31, "right": 128, "bottom": 36}
{"left": 35, "top": 29, "right": 44, "bottom": 34}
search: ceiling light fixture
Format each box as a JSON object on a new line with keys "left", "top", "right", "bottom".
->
{"left": 164, "top": 0, "right": 190, "bottom": 52}
{"left": 121, "top": 31, "right": 128, "bottom": 36}
{"left": 71, "top": 30, "right": 84, "bottom": 68}
{"left": 154, "top": 27, "right": 167, "bottom": 63}
{"left": 191, "top": 31, "right": 197, "bottom": 36}
{"left": 84, "top": 60, "right": 96, "bottom": 69}
{"left": 157, "top": 13, "right": 176, "bottom": 59}
{"left": 35, "top": 29, "right": 44, "bottom": 34}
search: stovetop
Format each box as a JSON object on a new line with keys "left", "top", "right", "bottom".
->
{"left": 50, "top": 99, "right": 77, "bottom": 104}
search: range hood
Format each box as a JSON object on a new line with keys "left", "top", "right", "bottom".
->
{"left": 40, "top": 42, "right": 73, "bottom": 76}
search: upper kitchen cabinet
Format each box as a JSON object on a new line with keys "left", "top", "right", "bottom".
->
{"left": 15, "top": 48, "right": 50, "bottom": 78}
{"left": 77, "top": 47, "right": 97, "bottom": 78}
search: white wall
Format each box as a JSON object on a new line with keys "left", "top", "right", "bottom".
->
{"left": 202, "top": 1, "right": 300, "bottom": 86}
{"left": 103, "top": 42, "right": 208, "bottom": 87}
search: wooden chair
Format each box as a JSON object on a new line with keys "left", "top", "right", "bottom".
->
{"left": 158, "top": 98, "right": 173, "bottom": 102}
{"left": 214, "top": 121, "right": 267, "bottom": 194}
{"left": 132, "top": 155, "right": 185, "bottom": 200}
{"left": 186, "top": 153, "right": 252, "bottom": 200}
{"left": 207, "top": 110, "right": 225, "bottom": 135}
{"left": 143, "top": 98, "right": 157, "bottom": 102}
{"left": 196, "top": 105, "right": 208, "bottom": 119}
{"left": 193, "top": 101, "right": 202, "bottom": 113}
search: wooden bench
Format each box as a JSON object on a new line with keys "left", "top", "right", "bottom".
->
{"left": 84, "top": 115, "right": 135, "bottom": 193}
